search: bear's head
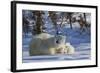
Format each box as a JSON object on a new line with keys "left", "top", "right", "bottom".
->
{"left": 55, "top": 35, "right": 66, "bottom": 47}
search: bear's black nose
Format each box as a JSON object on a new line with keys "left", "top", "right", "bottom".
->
{"left": 56, "top": 40, "right": 59, "bottom": 44}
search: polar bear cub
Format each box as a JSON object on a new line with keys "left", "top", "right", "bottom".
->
{"left": 53, "top": 42, "right": 75, "bottom": 55}
{"left": 65, "top": 43, "right": 75, "bottom": 54}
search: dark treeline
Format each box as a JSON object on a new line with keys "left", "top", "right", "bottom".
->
{"left": 22, "top": 10, "right": 91, "bottom": 35}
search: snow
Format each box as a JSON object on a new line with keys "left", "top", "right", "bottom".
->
{"left": 22, "top": 12, "right": 91, "bottom": 63}
{"left": 22, "top": 43, "right": 90, "bottom": 63}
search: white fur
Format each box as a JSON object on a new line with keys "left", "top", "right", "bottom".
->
{"left": 65, "top": 43, "right": 75, "bottom": 54}
{"left": 29, "top": 33, "right": 75, "bottom": 56}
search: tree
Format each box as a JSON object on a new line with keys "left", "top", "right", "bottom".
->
{"left": 32, "top": 11, "right": 44, "bottom": 34}
{"left": 59, "top": 12, "right": 67, "bottom": 27}
{"left": 60, "top": 12, "right": 73, "bottom": 29}
{"left": 67, "top": 12, "right": 73, "bottom": 29}
{"left": 48, "top": 11, "right": 59, "bottom": 35}
{"left": 23, "top": 16, "right": 29, "bottom": 34}
{"left": 83, "top": 13, "right": 90, "bottom": 28}
{"left": 83, "top": 13, "right": 86, "bottom": 23}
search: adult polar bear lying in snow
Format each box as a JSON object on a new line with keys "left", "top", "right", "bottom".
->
{"left": 29, "top": 33, "right": 75, "bottom": 56}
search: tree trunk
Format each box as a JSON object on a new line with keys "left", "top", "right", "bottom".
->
{"left": 83, "top": 13, "right": 87, "bottom": 27}
{"left": 33, "top": 11, "right": 43, "bottom": 34}
{"left": 49, "top": 11, "right": 59, "bottom": 35}
{"left": 69, "top": 14, "right": 72, "bottom": 29}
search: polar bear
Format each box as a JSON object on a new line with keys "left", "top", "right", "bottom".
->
{"left": 29, "top": 33, "right": 75, "bottom": 56}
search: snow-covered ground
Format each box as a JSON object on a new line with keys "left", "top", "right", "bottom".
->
{"left": 22, "top": 43, "right": 90, "bottom": 63}
{"left": 22, "top": 21, "right": 91, "bottom": 63}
